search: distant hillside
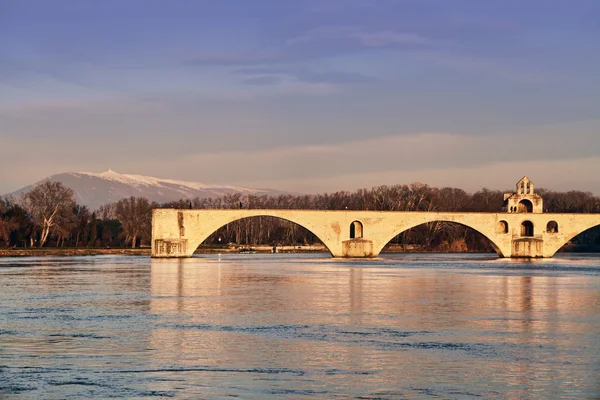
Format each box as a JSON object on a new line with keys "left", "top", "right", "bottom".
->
{"left": 6, "top": 170, "right": 282, "bottom": 209}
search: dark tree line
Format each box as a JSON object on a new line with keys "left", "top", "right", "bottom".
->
{"left": 0, "top": 182, "right": 156, "bottom": 249}
{"left": 1, "top": 181, "right": 599, "bottom": 251}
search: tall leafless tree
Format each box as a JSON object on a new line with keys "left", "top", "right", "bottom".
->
{"left": 114, "top": 197, "right": 153, "bottom": 248}
{"left": 20, "top": 182, "right": 76, "bottom": 247}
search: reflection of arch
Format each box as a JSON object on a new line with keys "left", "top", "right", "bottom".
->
{"left": 521, "top": 221, "right": 534, "bottom": 237}
{"left": 518, "top": 199, "right": 533, "bottom": 213}
{"left": 546, "top": 221, "right": 558, "bottom": 233}
{"left": 350, "top": 220, "right": 363, "bottom": 239}
{"left": 376, "top": 220, "right": 506, "bottom": 257}
{"left": 497, "top": 220, "right": 509, "bottom": 234}
{"left": 189, "top": 214, "right": 333, "bottom": 256}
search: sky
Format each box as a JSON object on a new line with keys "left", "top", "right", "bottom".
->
{"left": 1, "top": 0, "right": 599, "bottom": 195}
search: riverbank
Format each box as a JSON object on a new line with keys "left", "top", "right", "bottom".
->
{"left": 1, "top": 244, "right": 595, "bottom": 257}
{"left": 0, "top": 245, "right": 328, "bottom": 257}
{"left": 0, "top": 248, "right": 151, "bottom": 257}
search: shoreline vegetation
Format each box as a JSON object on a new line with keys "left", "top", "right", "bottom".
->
{"left": 1, "top": 243, "right": 597, "bottom": 258}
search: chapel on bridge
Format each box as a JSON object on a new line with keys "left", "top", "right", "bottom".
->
{"left": 503, "top": 176, "right": 543, "bottom": 213}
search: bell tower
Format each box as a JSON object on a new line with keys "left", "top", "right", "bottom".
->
{"left": 503, "top": 176, "right": 544, "bottom": 213}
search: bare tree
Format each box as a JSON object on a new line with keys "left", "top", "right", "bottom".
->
{"left": 20, "top": 181, "right": 76, "bottom": 247}
{"left": 97, "top": 203, "right": 116, "bottom": 220}
{"left": 53, "top": 213, "right": 76, "bottom": 247}
{"left": 72, "top": 205, "right": 91, "bottom": 247}
{"left": 114, "top": 197, "right": 153, "bottom": 248}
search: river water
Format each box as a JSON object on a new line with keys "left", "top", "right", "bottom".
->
{"left": 0, "top": 253, "right": 599, "bottom": 399}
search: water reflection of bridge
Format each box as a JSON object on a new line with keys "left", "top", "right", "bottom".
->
{"left": 149, "top": 258, "right": 598, "bottom": 397}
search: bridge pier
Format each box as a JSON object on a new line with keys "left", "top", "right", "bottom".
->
{"left": 342, "top": 239, "right": 375, "bottom": 258}
{"left": 511, "top": 237, "right": 544, "bottom": 258}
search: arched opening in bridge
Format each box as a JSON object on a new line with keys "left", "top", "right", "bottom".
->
{"left": 350, "top": 221, "right": 363, "bottom": 239}
{"left": 521, "top": 221, "right": 534, "bottom": 237}
{"left": 382, "top": 221, "right": 501, "bottom": 255}
{"left": 497, "top": 220, "right": 509, "bottom": 234}
{"left": 518, "top": 199, "right": 533, "bottom": 213}
{"left": 546, "top": 221, "right": 558, "bottom": 233}
{"left": 200, "top": 216, "right": 326, "bottom": 253}
{"left": 557, "top": 224, "right": 600, "bottom": 253}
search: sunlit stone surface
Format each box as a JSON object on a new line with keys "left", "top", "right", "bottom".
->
{"left": 152, "top": 208, "right": 600, "bottom": 258}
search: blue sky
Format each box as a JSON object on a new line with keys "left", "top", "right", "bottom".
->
{"left": 1, "top": 0, "right": 599, "bottom": 194}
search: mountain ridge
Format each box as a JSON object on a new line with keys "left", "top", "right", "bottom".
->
{"left": 5, "top": 170, "right": 283, "bottom": 210}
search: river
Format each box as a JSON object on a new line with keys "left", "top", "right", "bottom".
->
{"left": 1, "top": 253, "right": 599, "bottom": 399}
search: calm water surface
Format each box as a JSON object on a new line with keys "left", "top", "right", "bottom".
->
{"left": 1, "top": 253, "right": 599, "bottom": 399}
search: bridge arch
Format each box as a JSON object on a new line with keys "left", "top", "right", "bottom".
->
{"left": 521, "top": 220, "right": 534, "bottom": 237}
{"left": 374, "top": 219, "right": 508, "bottom": 258}
{"left": 545, "top": 221, "right": 600, "bottom": 257}
{"left": 518, "top": 199, "right": 533, "bottom": 213}
{"left": 184, "top": 212, "right": 336, "bottom": 257}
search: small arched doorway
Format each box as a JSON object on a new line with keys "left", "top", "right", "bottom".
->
{"left": 521, "top": 221, "right": 534, "bottom": 237}
{"left": 517, "top": 199, "right": 533, "bottom": 213}
{"left": 350, "top": 221, "right": 363, "bottom": 239}
{"left": 546, "top": 221, "right": 558, "bottom": 233}
{"left": 497, "top": 220, "right": 509, "bottom": 234}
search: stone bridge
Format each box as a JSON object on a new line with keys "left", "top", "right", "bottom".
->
{"left": 151, "top": 208, "right": 600, "bottom": 259}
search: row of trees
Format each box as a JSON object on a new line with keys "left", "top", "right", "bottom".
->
{"left": 1, "top": 181, "right": 600, "bottom": 250}
{"left": 0, "top": 182, "right": 154, "bottom": 249}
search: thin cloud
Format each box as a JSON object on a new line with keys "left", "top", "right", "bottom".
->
{"left": 295, "top": 70, "right": 376, "bottom": 84}
{"left": 425, "top": 51, "right": 550, "bottom": 84}
{"left": 236, "top": 66, "right": 377, "bottom": 85}
{"left": 2, "top": 96, "right": 165, "bottom": 116}
{"left": 183, "top": 49, "right": 283, "bottom": 67}
{"left": 241, "top": 76, "right": 281, "bottom": 85}
{"left": 287, "top": 26, "right": 437, "bottom": 48}
{"left": 183, "top": 28, "right": 437, "bottom": 68}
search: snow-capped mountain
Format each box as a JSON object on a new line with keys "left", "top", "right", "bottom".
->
{"left": 7, "top": 170, "right": 282, "bottom": 209}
